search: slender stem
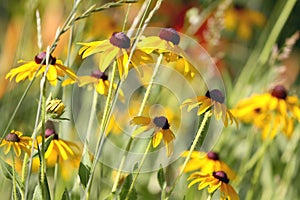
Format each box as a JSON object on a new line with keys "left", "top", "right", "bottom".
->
{"left": 53, "top": 157, "right": 59, "bottom": 200}
{"left": 111, "top": 53, "right": 164, "bottom": 193}
{"left": 166, "top": 112, "right": 211, "bottom": 199}
{"left": 82, "top": 90, "right": 98, "bottom": 161}
{"left": 11, "top": 153, "right": 18, "bottom": 200}
{"left": 125, "top": 140, "right": 152, "bottom": 200}
{"left": 206, "top": 193, "right": 213, "bottom": 200}
{"left": 84, "top": 62, "right": 117, "bottom": 199}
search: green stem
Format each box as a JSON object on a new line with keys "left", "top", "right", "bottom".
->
{"left": 53, "top": 158, "right": 59, "bottom": 200}
{"left": 206, "top": 193, "right": 213, "bottom": 200}
{"left": 166, "top": 112, "right": 211, "bottom": 199}
{"left": 111, "top": 53, "right": 164, "bottom": 193}
{"left": 125, "top": 140, "right": 152, "bottom": 200}
{"left": 11, "top": 153, "right": 18, "bottom": 200}
{"left": 231, "top": 0, "right": 297, "bottom": 104}
{"left": 84, "top": 61, "right": 117, "bottom": 199}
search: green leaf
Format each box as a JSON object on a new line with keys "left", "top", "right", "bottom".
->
{"left": 78, "top": 162, "right": 91, "bottom": 188}
{"left": 61, "top": 188, "right": 70, "bottom": 200}
{"left": 32, "top": 184, "right": 42, "bottom": 200}
{"left": 157, "top": 165, "right": 166, "bottom": 190}
{"left": 0, "top": 160, "right": 24, "bottom": 191}
{"left": 195, "top": 113, "right": 211, "bottom": 150}
{"left": 119, "top": 174, "right": 137, "bottom": 200}
{"left": 37, "top": 173, "right": 51, "bottom": 200}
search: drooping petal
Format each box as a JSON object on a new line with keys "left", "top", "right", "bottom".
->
{"left": 152, "top": 131, "right": 163, "bottom": 148}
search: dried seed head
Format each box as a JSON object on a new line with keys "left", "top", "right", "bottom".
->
{"left": 5, "top": 132, "right": 20, "bottom": 142}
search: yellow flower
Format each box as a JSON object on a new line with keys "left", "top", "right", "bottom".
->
{"left": 188, "top": 171, "right": 239, "bottom": 200}
{"left": 181, "top": 89, "right": 238, "bottom": 127}
{"left": 137, "top": 28, "right": 196, "bottom": 78}
{"left": 182, "top": 151, "right": 236, "bottom": 180}
{"left": 0, "top": 130, "right": 32, "bottom": 157}
{"left": 34, "top": 121, "right": 81, "bottom": 180}
{"left": 79, "top": 32, "right": 151, "bottom": 79}
{"left": 5, "top": 52, "right": 77, "bottom": 86}
{"left": 224, "top": 4, "right": 265, "bottom": 40}
{"left": 130, "top": 116, "right": 175, "bottom": 157}
{"left": 63, "top": 69, "right": 112, "bottom": 95}
{"left": 233, "top": 85, "right": 300, "bottom": 139}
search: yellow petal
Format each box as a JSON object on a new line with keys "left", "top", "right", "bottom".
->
{"left": 130, "top": 116, "right": 151, "bottom": 125}
{"left": 152, "top": 131, "right": 163, "bottom": 148}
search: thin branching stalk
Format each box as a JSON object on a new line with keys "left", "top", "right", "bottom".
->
{"left": 166, "top": 112, "right": 211, "bottom": 199}
{"left": 125, "top": 140, "right": 152, "bottom": 200}
{"left": 11, "top": 153, "right": 18, "bottom": 200}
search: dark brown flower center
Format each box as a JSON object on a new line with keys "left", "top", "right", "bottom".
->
{"left": 213, "top": 171, "right": 229, "bottom": 184}
{"left": 207, "top": 151, "right": 219, "bottom": 160}
{"left": 34, "top": 52, "right": 56, "bottom": 65}
{"left": 233, "top": 3, "right": 245, "bottom": 11}
{"left": 159, "top": 28, "right": 180, "bottom": 45}
{"left": 91, "top": 70, "right": 108, "bottom": 81}
{"left": 45, "top": 129, "right": 59, "bottom": 140}
{"left": 205, "top": 89, "right": 225, "bottom": 103}
{"left": 271, "top": 85, "right": 287, "bottom": 100}
{"left": 254, "top": 108, "right": 261, "bottom": 113}
{"left": 5, "top": 132, "right": 20, "bottom": 142}
{"left": 109, "top": 32, "right": 131, "bottom": 49}
{"left": 153, "top": 116, "right": 170, "bottom": 129}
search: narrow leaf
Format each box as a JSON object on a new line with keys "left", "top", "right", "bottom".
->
{"left": 157, "top": 165, "right": 166, "bottom": 190}
{"left": 61, "top": 188, "right": 70, "bottom": 200}
{"left": 119, "top": 174, "right": 137, "bottom": 200}
{"left": 78, "top": 162, "right": 91, "bottom": 188}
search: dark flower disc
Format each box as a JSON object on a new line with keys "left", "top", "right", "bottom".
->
{"left": 159, "top": 28, "right": 180, "bottom": 45}
{"left": 205, "top": 89, "right": 225, "bottom": 103}
{"left": 91, "top": 70, "right": 108, "bottom": 81}
{"left": 109, "top": 32, "right": 131, "bottom": 49}
{"left": 5, "top": 132, "right": 20, "bottom": 142}
{"left": 153, "top": 116, "right": 170, "bottom": 129}
{"left": 207, "top": 151, "right": 220, "bottom": 160}
{"left": 213, "top": 171, "right": 229, "bottom": 184}
{"left": 35, "top": 52, "right": 56, "bottom": 65}
{"left": 271, "top": 85, "right": 287, "bottom": 100}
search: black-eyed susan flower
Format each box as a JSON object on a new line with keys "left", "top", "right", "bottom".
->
{"left": 233, "top": 85, "right": 300, "bottom": 139}
{"left": 181, "top": 89, "right": 238, "bottom": 127}
{"left": 34, "top": 121, "right": 81, "bottom": 179}
{"left": 79, "top": 32, "right": 151, "bottom": 78}
{"left": 0, "top": 130, "right": 32, "bottom": 157}
{"left": 182, "top": 151, "right": 236, "bottom": 180}
{"left": 224, "top": 4, "right": 265, "bottom": 40}
{"left": 130, "top": 116, "right": 175, "bottom": 156}
{"left": 62, "top": 69, "right": 112, "bottom": 95}
{"left": 188, "top": 171, "right": 239, "bottom": 200}
{"left": 5, "top": 52, "right": 77, "bottom": 86}
{"left": 137, "top": 28, "right": 196, "bottom": 78}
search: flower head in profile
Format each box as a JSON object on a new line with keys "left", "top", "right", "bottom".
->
{"left": 5, "top": 52, "right": 76, "bottom": 86}
{"left": 34, "top": 121, "right": 81, "bottom": 179}
{"left": 188, "top": 170, "right": 239, "bottom": 200}
{"left": 63, "top": 69, "right": 111, "bottom": 95}
{"left": 182, "top": 89, "right": 238, "bottom": 127}
{"left": 182, "top": 151, "right": 236, "bottom": 180}
{"left": 130, "top": 116, "right": 175, "bottom": 156}
{"left": 0, "top": 130, "right": 32, "bottom": 156}
{"left": 233, "top": 85, "right": 300, "bottom": 139}
{"left": 79, "top": 32, "right": 151, "bottom": 79}
{"left": 224, "top": 3, "right": 265, "bottom": 40}
{"left": 138, "top": 28, "right": 196, "bottom": 78}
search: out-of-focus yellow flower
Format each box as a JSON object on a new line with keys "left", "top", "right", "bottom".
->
{"left": 188, "top": 171, "right": 239, "bottom": 200}
{"left": 182, "top": 89, "right": 237, "bottom": 127}
{"left": 138, "top": 28, "right": 196, "bottom": 78}
{"left": 224, "top": 4, "right": 265, "bottom": 40}
{"left": 79, "top": 32, "right": 152, "bottom": 79}
{"left": 130, "top": 116, "right": 175, "bottom": 157}
{"left": 0, "top": 130, "right": 32, "bottom": 157}
{"left": 182, "top": 151, "right": 236, "bottom": 180}
{"left": 5, "top": 52, "right": 76, "bottom": 86}
{"left": 233, "top": 85, "right": 300, "bottom": 139}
